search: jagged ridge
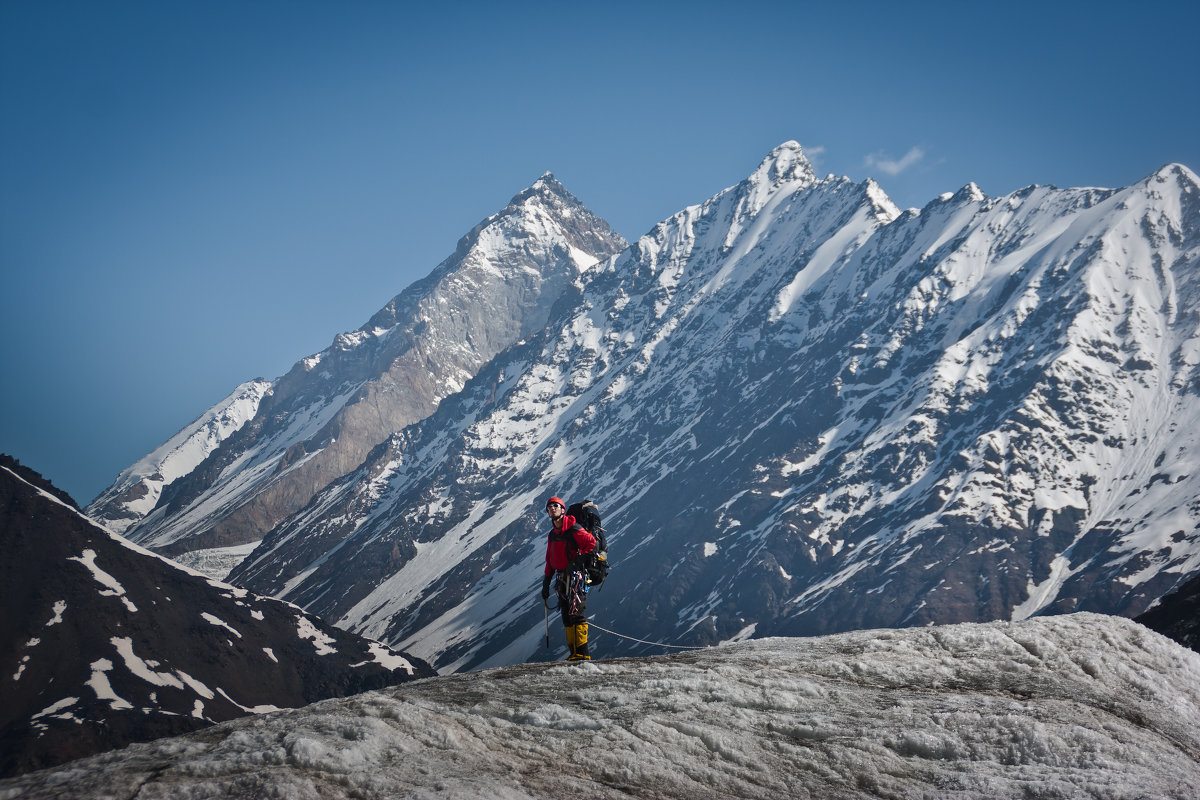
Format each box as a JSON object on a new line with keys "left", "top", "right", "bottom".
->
{"left": 227, "top": 145, "right": 1200, "bottom": 673}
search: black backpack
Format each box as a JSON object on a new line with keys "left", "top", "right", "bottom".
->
{"left": 567, "top": 500, "right": 609, "bottom": 587}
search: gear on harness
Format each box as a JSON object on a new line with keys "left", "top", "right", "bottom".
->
{"left": 566, "top": 569, "right": 588, "bottom": 616}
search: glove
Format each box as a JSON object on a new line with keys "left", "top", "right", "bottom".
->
{"left": 541, "top": 574, "right": 552, "bottom": 600}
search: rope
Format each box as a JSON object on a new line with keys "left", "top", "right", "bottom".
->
{"left": 545, "top": 597, "right": 710, "bottom": 652}
{"left": 585, "top": 619, "right": 709, "bottom": 651}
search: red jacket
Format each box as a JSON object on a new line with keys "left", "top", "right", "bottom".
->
{"left": 544, "top": 514, "right": 596, "bottom": 575}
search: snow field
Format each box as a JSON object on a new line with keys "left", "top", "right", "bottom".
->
{"left": 5, "top": 614, "right": 1198, "bottom": 799}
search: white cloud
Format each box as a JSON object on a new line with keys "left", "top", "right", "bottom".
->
{"left": 864, "top": 146, "right": 926, "bottom": 176}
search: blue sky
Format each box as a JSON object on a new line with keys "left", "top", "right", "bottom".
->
{"left": 3, "top": 0, "right": 1198, "bottom": 505}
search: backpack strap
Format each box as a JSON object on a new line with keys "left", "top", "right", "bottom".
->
{"left": 548, "top": 523, "right": 584, "bottom": 549}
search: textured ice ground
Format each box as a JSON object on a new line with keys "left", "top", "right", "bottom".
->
{"left": 4, "top": 613, "right": 1198, "bottom": 799}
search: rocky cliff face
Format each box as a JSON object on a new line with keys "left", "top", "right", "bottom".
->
{"left": 1, "top": 456, "right": 434, "bottom": 779}
{"left": 87, "top": 176, "right": 627, "bottom": 568}
{"left": 221, "top": 143, "right": 1200, "bottom": 673}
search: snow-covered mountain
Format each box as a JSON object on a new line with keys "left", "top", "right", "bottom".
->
{"left": 86, "top": 380, "right": 271, "bottom": 536}
{"left": 219, "top": 142, "right": 1200, "bottom": 673}
{"left": 4, "top": 614, "right": 1198, "bottom": 799}
{"left": 85, "top": 176, "right": 627, "bottom": 568}
{"left": 0, "top": 456, "right": 434, "bottom": 779}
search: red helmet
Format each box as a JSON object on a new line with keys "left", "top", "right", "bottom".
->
{"left": 546, "top": 496, "right": 566, "bottom": 510}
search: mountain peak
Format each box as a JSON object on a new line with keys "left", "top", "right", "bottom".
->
{"left": 750, "top": 140, "right": 817, "bottom": 189}
{"left": 960, "top": 181, "right": 986, "bottom": 201}
{"left": 1148, "top": 162, "right": 1200, "bottom": 191}
{"left": 529, "top": 171, "right": 562, "bottom": 194}
{"left": 864, "top": 178, "right": 902, "bottom": 223}
{"left": 93, "top": 160, "right": 626, "bottom": 562}
{"left": 729, "top": 141, "right": 819, "bottom": 224}
{"left": 495, "top": 173, "right": 627, "bottom": 269}
{"left": 505, "top": 171, "right": 590, "bottom": 217}
{"left": 936, "top": 182, "right": 987, "bottom": 205}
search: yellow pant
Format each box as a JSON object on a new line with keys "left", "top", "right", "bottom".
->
{"left": 565, "top": 621, "right": 590, "bottom": 661}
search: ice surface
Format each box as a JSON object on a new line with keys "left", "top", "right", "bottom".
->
{"left": 172, "top": 542, "right": 260, "bottom": 581}
{"left": 4, "top": 614, "right": 1197, "bottom": 799}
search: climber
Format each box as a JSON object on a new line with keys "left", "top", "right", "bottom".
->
{"left": 540, "top": 496, "right": 596, "bottom": 661}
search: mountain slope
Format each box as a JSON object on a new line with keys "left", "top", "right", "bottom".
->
{"left": 0, "top": 456, "right": 434, "bottom": 779}
{"left": 1137, "top": 570, "right": 1200, "bottom": 652}
{"left": 226, "top": 142, "right": 1200, "bottom": 673}
{"left": 4, "top": 614, "right": 1198, "bottom": 799}
{"left": 86, "top": 176, "right": 627, "bottom": 569}
{"left": 84, "top": 380, "right": 271, "bottom": 537}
